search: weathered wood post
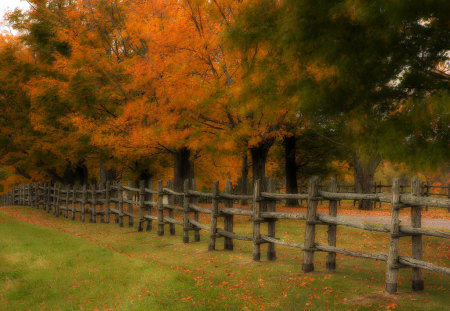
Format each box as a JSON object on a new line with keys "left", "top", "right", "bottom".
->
{"left": 411, "top": 177, "right": 424, "bottom": 291}
{"left": 53, "top": 184, "right": 59, "bottom": 216}
{"left": 35, "top": 183, "right": 39, "bottom": 208}
{"left": 267, "top": 179, "right": 277, "bottom": 260}
{"left": 99, "top": 183, "right": 105, "bottom": 223}
{"left": 81, "top": 184, "right": 87, "bottom": 222}
{"left": 91, "top": 184, "right": 97, "bottom": 223}
{"left": 182, "top": 179, "right": 191, "bottom": 243}
{"left": 27, "top": 184, "right": 32, "bottom": 206}
{"left": 208, "top": 181, "right": 219, "bottom": 251}
{"left": 105, "top": 181, "right": 111, "bottom": 223}
{"left": 138, "top": 180, "right": 145, "bottom": 231}
{"left": 385, "top": 178, "right": 401, "bottom": 294}
{"left": 71, "top": 185, "right": 76, "bottom": 220}
{"left": 118, "top": 182, "right": 124, "bottom": 227}
{"left": 303, "top": 176, "right": 319, "bottom": 273}
{"left": 447, "top": 182, "right": 450, "bottom": 213}
{"left": 327, "top": 177, "right": 338, "bottom": 271}
{"left": 127, "top": 181, "right": 134, "bottom": 227}
{"left": 167, "top": 180, "right": 175, "bottom": 235}
{"left": 252, "top": 179, "right": 262, "bottom": 261}
{"left": 224, "top": 181, "right": 234, "bottom": 250}
{"left": 157, "top": 180, "right": 164, "bottom": 236}
{"left": 192, "top": 179, "right": 200, "bottom": 242}
{"left": 64, "top": 185, "right": 69, "bottom": 218}
{"left": 425, "top": 181, "right": 430, "bottom": 211}
{"left": 146, "top": 180, "right": 153, "bottom": 231}
{"left": 47, "top": 183, "right": 52, "bottom": 213}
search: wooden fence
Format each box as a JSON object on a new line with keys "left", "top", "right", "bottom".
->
{"left": 1, "top": 177, "right": 449, "bottom": 294}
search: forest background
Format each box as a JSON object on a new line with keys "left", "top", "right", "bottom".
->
{"left": 0, "top": 0, "right": 448, "bottom": 210}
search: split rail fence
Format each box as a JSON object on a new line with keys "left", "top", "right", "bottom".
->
{"left": 1, "top": 177, "right": 449, "bottom": 294}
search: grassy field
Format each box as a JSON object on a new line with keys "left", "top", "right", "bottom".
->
{"left": 0, "top": 205, "right": 449, "bottom": 310}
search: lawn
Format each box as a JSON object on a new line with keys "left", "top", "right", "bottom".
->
{"left": 0, "top": 205, "right": 448, "bottom": 310}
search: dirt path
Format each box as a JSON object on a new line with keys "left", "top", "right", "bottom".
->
{"left": 339, "top": 214, "right": 450, "bottom": 230}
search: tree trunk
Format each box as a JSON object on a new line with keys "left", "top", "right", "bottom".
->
{"left": 284, "top": 135, "right": 298, "bottom": 206}
{"left": 250, "top": 139, "right": 274, "bottom": 191}
{"left": 173, "top": 147, "right": 194, "bottom": 194}
{"left": 74, "top": 160, "right": 88, "bottom": 185}
{"left": 100, "top": 161, "right": 117, "bottom": 187}
{"left": 353, "top": 153, "right": 381, "bottom": 210}
{"left": 240, "top": 153, "right": 249, "bottom": 205}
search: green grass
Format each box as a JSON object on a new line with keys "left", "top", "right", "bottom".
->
{"left": 0, "top": 206, "right": 448, "bottom": 310}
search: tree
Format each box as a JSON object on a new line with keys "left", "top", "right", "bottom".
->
{"left": 229, "top": 0, "right": 449, "bottom": 209}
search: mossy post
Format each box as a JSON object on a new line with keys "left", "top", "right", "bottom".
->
{"left": 327, "top": 177, "right": 338, "bottom": 271}
{"left": 224, "top": 181, "right": 234, "bottom": 250}
{"left": 385, "top": 178, "right": 401, "bottom": 294}
{"left": 252, "top": 179, "right": 262, "bottom": 261}
{"left": 411, "top": 177, "right": 424, "bottom": 291}
{"left": 267, "top": 178, "right": 276, "bottom": 261}
{"left": 302, "top": 176, "right": 319, "bottom": 273}
{"left": 138, "top": 180, "right": 145, "bottom": 232}
{"left": 157, "top": 180, "right": 164, "bottom": 236}
{"left": 208, "top": 181, "right": 219, "bottom": 251}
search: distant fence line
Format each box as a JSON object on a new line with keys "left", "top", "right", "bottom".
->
{"left": 1, "top": 177, "right": 450, "bottom": 295}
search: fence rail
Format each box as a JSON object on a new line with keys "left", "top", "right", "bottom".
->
{"left": 1, "top": 176, "right": 449, "bottom": 295}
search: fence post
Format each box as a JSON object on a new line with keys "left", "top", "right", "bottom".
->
{"left": 208, "top": 181, "right": 219, "bottom": 251}
{"left": 182, "top": 179, "right": 191, "bottom": 243}
{"left": 71, "top": 185, "right": 76, "bottom": 220}
{"left": 146, "top": 180, "right": 153, "bottom": 231}
{"left": 47, "top": 183, "right": 52, "bottom": 213}
{"left": 385, "top": 178, "right": 401, "bottom": 294}
{"left": 64, "top": 185, "right": 69, "bottom": 218}
{"left": 447, "top": 182, "right": 450, "bottom": 213}
{"left": 91, "top": 184, "right": 97, "bottom": 223}
{"left": 138, "top": 180, "right": 145, "bottom": 231}
{"left": 267, "top": 179, "right": 277, "bottom": 260}
{"left": 252, "top": 179, "right": 262, "bottom": 261}
{"left": 224, "top": 181, "right": 234, "bottom": 250}
{"left": 303, "top": 176, "right": 319, "bottom": 273}
{"left": 27, "top": 184, "right": 31, "bottom": 206}
{"left": 99, "top": 183, "right": 105, "bottom": 223}
{"left": 157, "top": 180, "right": 164, "bottom": 236}
{"left": 56, "top": 184, "right": 62, "bottom": 216}
{"left": 327, "top": 177, "right": 338, "bottom": 271}
{"left": 81, "top": 184, "right": 87, "bottom": 222}
{"left": 52, "top": 184, "right": 57, "bottom": 215}
{"left": 126, "top": 181, "right": 133, "bottom": 227}
{"left": 105, "top": 181, "right": 110, "bottom": 223}
{"left": 167, "top": 180, "right": 175, "bottom": 235}
{"left": 118, "top": 182, "right": 124, "bottom": 227}
{"left": 411, "top": 177, "right": 424, "bottom": 291}
{"left": 192, "top": 179, "right": 200, "bottom": 242}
